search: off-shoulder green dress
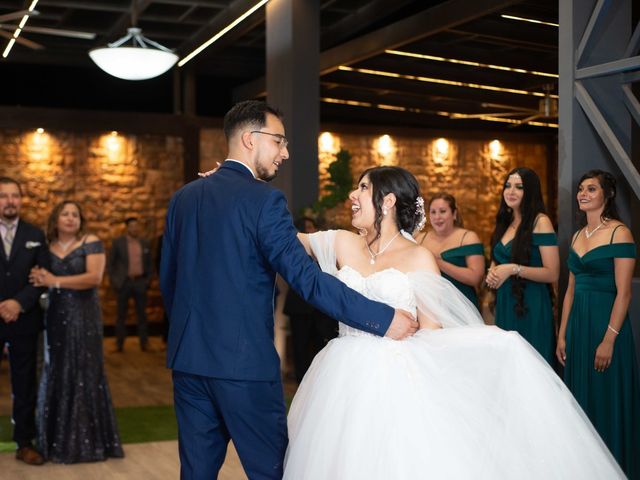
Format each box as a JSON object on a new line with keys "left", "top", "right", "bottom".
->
{"left": 493, "top": 232, "right": 557, "bottom": 364}
{"left": 440, "top": 243, "right": 484, "bottom": 309}
{"left": 564, "top": 231, "right": 639, "bottom": 479}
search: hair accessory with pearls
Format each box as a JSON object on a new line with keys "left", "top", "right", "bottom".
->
{"left": 414, "top": 196, "right": 426, "bottom": 232}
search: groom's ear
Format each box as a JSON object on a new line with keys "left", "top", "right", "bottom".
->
{"left": 241, "top": 131, "right": 254, "bottom": 150}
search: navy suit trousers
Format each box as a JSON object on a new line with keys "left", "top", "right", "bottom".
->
{"left": 173, "top": 371, "right": 288, "bottom": 480}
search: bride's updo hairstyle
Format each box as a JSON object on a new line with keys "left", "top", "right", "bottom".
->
{"left": 359, "top": 166, "right": 422, "bottom": 242}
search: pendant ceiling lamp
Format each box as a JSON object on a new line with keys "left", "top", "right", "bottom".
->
{"left": 89, "top": 1, "right": 177, "bottom": 81}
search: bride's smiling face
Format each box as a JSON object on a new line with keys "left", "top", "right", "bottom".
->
{"left": 349, "top": 175, "right": 376, "bottom": 230}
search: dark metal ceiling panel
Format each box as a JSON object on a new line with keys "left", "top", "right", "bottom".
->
{"left": 0, "top": 0, "right": 560, "bottom": 130}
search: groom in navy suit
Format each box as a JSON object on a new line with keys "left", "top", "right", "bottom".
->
{"left": 161, "top": 100, "right": 417, "bottom": 479}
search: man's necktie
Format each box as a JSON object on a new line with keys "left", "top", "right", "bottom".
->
{"left": 2, "top": 222, "right": 15, "bottom": 257}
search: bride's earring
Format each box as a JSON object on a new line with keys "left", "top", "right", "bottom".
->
{"left": 383, "top": 207, "right": 388, "bottom": 216}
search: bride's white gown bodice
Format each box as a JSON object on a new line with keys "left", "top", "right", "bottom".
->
{"left": 283, "top": 243, "right": 624, "bottom": 480}
{"left": 336, "top": 266, "right": 416, "bottom": 338}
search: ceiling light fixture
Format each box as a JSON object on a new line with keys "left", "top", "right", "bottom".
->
{"left": 338, "top": 65, "right": 559, "bottom": 98}
{"left": 500, "top": 14, "right": 558, "bottom": 27}
{"left": 178, "top": 0, "right": 270, "bottom": 67}
{"left": 1, "top": 0, "right": 38, "bottom": 58}
{"left": 89, "top": 27, "right": 178, "bottom": 80}
{"left": 320, "top": 97, "right": 558, "bottom": 128}
{"left": 385, "top": 49, "right": 558, "bottom": 78}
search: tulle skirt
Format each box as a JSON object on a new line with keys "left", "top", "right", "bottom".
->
{"left": 284, "top": 326, "right": 624, "bottom": 479}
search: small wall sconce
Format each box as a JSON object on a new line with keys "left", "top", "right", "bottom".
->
{"left": 106, "top": 131, "right": 120, "bottom": 152}
{"left": 32, "top": 127, "right": 47, "bottom": 146}
{"left": 432, "top": 137, "right": 449, "bottom": 164}
{"left": 375, "top": 134, "right": 397, "bottom": 165}
{"left": 100, "top": 130, "right": 125, "bottom": 163}
{"left": 489, "top": 139, "right": 504, "bottom": 160}
{"left": 27, "top": 127, "right": 50, "bottom": 162}
{"left": 319, "top": 132, "right": 339, "bottom": 154}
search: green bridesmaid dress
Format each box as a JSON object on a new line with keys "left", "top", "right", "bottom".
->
{"left": 565, "top": 232, "right": 639, "bottom": 479}
{"left": 440, "top": 243, "right": 484, "bottom": 309}
{"left": 493, "top": 232, "right": 556, "bottom": 364}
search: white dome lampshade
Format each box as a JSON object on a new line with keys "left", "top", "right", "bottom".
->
{"left": 89, "top": 27, "right": 178, "bottom": 81}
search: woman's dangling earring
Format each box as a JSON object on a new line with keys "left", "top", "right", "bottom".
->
{"left": 383, "top": 207, "right": 388, "bottom": 216}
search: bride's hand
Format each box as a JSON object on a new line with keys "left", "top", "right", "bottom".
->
{"left": 198, "top": 162, "right": 221, "bottom": 177}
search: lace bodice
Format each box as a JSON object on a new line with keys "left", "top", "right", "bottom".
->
{"left": 336, "top": 266, "right": 417, "bottom": 338}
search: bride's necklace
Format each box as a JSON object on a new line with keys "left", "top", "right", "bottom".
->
{"left": 584, "top": 218, "right": 607, "bottom": 239}
{"left": 57, "top": 237, "right": 76, "bottom": 253}
{"left": 365, "top": 231, "right": 401, "bottom": 265}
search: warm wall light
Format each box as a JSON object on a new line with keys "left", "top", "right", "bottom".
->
{"left": 377, "top": 135, "right": 393, "bottom": 156}
{"left": 374, "top": 134, "right": 397, "bottom": 165}
{"left": 319, "top": 132, "right": 337, "bottom": 153}
{"left": 432, "top": 138, "right": 450, "bottom": 164}
{"left": 489, "top": 140, "right": 504, "bottom": 160}
{"left": 106, "top": 131, "right": 121, "bottom": 152}
{"left": 26, "top": 127, "right": 50, "bottom": 162}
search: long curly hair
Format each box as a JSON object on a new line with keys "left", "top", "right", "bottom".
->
{"left": 358, "top": 166, "right": 422, "bottom": 242}
{"left": 576, "top": 170, "right": 621, "bottom": 227}
{"left": 490, "top": 167, "right": 547, "bottom": 317}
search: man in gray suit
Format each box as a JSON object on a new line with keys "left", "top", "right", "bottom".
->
{"left": 108, "top": 217, "right": 152, "bottom": 352}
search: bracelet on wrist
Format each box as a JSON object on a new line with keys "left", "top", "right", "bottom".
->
{"left": 512, "top": 264, "right": 522, "bottom": 277}
{"left": 55, "top": 281, "right": 60, "bottom": 290}
{"left": 607, "top": 324, "right": 619, "bottom": 335}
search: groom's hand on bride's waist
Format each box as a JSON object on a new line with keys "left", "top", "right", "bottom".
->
{"left": 384, "top": 309, "right": 418, "bottom": 340}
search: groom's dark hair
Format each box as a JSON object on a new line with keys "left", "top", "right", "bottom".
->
{"left": 223, "top": 100, "right": 283, "bottom": 141}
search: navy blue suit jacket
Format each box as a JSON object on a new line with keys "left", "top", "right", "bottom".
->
{"left": 161, "top": 161, "right": 393, "bottom": 381}
{"left": 0, "top": 220, "right": 49, "bottom": 337}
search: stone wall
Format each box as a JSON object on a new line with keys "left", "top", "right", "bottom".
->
{"left": 2, "top": 124, "right": 548, "bottom": 329}
{"left": 0, "top": 128, "right": 184, "bottom": 327}
{"left": 317, "top": 131, "right": 552, "bottom": 252}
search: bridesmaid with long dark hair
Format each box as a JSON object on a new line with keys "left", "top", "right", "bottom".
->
{"left": 556, "top": 170, "right": 639, "bottom": 479}
{"left": 415, "top": 193, "right": 484, "bottom": 309}
{"left": 486, "top": 167, "right": 559, "bottom": 364}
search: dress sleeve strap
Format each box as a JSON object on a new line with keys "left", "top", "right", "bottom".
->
{"left": 459, "top": 230, "right": 469, "bottom": 246}
{"left": 571, "top": 230, "right": 582, "bottom": 246}
{"left": 609, "top": 225, "right": 623, "bottom": 244}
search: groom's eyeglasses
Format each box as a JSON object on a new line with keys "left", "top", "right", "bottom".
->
{"left": 250, "top": 131, "right": 288, "bottom": 150}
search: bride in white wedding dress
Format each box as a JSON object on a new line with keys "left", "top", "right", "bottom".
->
{"left": 283, "top": 166, "right": 624, "bottom": 480}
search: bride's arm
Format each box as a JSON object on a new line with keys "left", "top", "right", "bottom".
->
{"left": 411, "top": 246, "right": 442, "bottom": 329}
{"left": 297, "top": 232, "right": 313, "bottom": 257}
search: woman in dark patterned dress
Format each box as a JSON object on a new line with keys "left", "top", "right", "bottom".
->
{"left": 30, "top": 201, "right": 123, "bottom": 463}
